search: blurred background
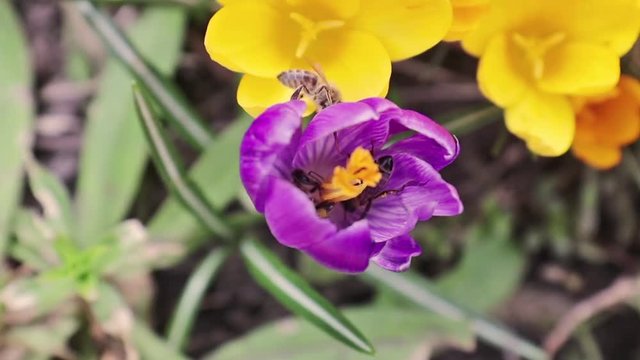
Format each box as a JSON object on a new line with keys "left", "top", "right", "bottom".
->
{"left": 2, "top": 0, "right": 640, "bottom": 359}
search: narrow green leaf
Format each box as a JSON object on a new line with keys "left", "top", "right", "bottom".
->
{"left": 0, "top": 0, "right": 33, "bottom": 254}
{"left": 25, "top": 158, "right": 74, "bottom": 238}
{"left": 205, "top": 305, "right": 474, "bottom": 360}
{"left": 441, "top": 106, "right": 502, "bottom": 136}
{"left": 75, "top": 6, "right": 187, "bottom": 246}
{"left": 74, "top": 0, "right": 212, "bottom": 149}
{"left": 149, "top": 114, "right": 252, "bottom": 244}
{"left": 132, "top": 85, "right": 234, "bottom": 240}
{"left": 364, "top": 268, "right": 548, "bottom": 360}
{"left": 166, "top": 247, "right": 230, "bottom": 350}
{"left": 239, "top": 238, "right": 374, "bottom": 355}
{"left": 133, "top": 321, "right": 190, "bottom": 360}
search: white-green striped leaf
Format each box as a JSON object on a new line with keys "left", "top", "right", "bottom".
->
{"left": 74, "top": 0, "right": 212, "bottom": 149}
{"left": 240, "top": 239, "right": 374, "bottom": 355}
{"left": 132, "top": 85, "right": 233, "bottom": 241}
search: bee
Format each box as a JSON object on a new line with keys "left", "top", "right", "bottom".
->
{"left": 277, "top": 67, "right": 341, "bottom": 110}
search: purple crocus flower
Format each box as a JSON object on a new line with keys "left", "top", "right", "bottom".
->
{"left": 240, "top": 98, "right": 463, "bottom": 273}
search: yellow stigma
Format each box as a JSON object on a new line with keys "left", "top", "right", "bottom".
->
{"left": 290, "top": 12, "right": 344, "bottom": 58}
{"left": 512, "top": 32, "right": 566, "bottom": 79}
{"left": 321, "top": 147, "right": 382, "bottom": 202}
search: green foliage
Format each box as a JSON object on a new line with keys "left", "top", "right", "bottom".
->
{"left": 435, "top": 199, "right": 525, "bottom": 313}
{"left": 240, "top": 239, "right": 375, "bottom": 354}
{"left": 206, "top": 305, "right": 474, "bottom": 360}
{"left": 0, "top": 0, "right": 33, "bottom": 254}
{"left": 75, "top": 6, "right": 187, "bottom": 246}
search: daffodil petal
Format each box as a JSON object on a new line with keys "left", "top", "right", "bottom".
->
{"left": 477, "top": 34, "right": 529, "bottom": 107}
{"left": 349, "top": 0, "right": 452, "bottom": 61}
{"left": 505, "top": 91, "right": 575, "bottom": 156}
{"left": 306, "top": 29, "right": 391, "bottom": 102}
{"left": 204, "top": 1, "right": 299, "bottom": 77}
{"left": 539, "top": 42, "right": 620, "bottom": 95}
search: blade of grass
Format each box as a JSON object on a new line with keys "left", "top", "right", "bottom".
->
{"left": 74, "top": 0, "right": 212, "bottom": 149}
{"left": 166, "top": 247, "right": 230, "bottom": 350}
{"left": 132, "top": 85, "right": 233, "bottom": 241}
{"left": 364, "top": 267, "right": 548, "bottom": 360}
{"left": 0, "top": 0, "right": 33, "bottom": 254}
{"left": 75, "top": 6, "right": 186, "bottom": 246}
{"left": 240, "top": 238, "right": 374, "bottom": 355}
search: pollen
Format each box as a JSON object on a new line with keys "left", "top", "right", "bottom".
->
{"left": 321, "top": 147, "right": 382, "bottom": 202}
{"left": 512, "top": 32, "right": 566, "bottom": 79}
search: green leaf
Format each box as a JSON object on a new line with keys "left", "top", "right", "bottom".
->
{"left": 239, "top": 239, "right": 374, "bottom": 355}
{"left": 205, "top": 305, "right": 474, "bottom": 360}
{"left": 0, "top": 276, "right": 76, "bottom": 321}
{"left": 364, "top": 268, "right": 548, "bottom": 360}
{"left": 10, "top": 209, "right": 57, "bottom": 270}
{"left": 5, "top": 317, "right": 79, "bottom": 357}
{"left": 148, "top": 114, "right": 252, "bottom": 244}
{"left": 75, "top": 6, "right": 187, "bottom": 246}
{"left": 0, "top": 0, "right": 33, "bottom": 254}
{"left": 25, "top": 158, "right": 74, "bottom": 238}
{"left": 74, "top": 0, "right": 212, "bottom": 149}
{"left": 435, "top": 202, "right": 525, "bottom": 313}
{"left": 166, "top": 247, "right": 230, "bottom": 350}
{"left": 133, "top": 85, "right": 234, "bottom": 240}
{"left": 133, "top": 321, "right": 190, "bottom": 360}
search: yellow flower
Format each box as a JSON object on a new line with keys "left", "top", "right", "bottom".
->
{"left": 572, "top": 75, "right": 640, "bottom": 170}
{"left": 461, "top": 0, "right": 640, "bottom": 156}
{"left": 205, "top": 0, "right": 452, "bottom": 116}
{"left": 444, "top": 0, "right": 490, "bottom": 42}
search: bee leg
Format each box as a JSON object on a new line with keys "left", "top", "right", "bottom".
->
{"left": 290, "top": 85, "right": 305, "bottom": 100}
{"left": 316, "top": 85, "right": 333, "bottom": 109}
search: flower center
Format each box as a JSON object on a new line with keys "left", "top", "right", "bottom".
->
{"left": 321, "top": 147, "right": 382, "bottom": 202}
{"left": 290, "top": 12, "right": 345, "bottom": 58}
{"left": 512, "top": 31, "right": 566, "bottom": 79}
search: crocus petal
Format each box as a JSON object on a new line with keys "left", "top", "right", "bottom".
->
{"left": 386, "top": 110, "right": 460, "bottom": 170}
{"left": 240, "top": 101, "right": 306, "bottom": 211}
{"left": 371, "top": 234, "right": 422, "bottom": 272}
{"left": 237, "top": 75, "right": 303, "bottom": 118}
{"left": 477, "top": 34, "right": 529, "bottom": 107}
{"left": 264, "top": 178, "right": 337, "bottom": 248}
{"left": 505, "top": 91, "right": 575, "bottom": 156}
{"left": 285, "top": 0, "right": 361, "bottom": 20}
{"left": 302, "top": 219, "right": 374, "bottom": 273}
{"left": 380, "top": 153, "right": 462, "bottom": 218}
{"left": 204, "top": 1, "right": 299, "bottom": 77}
{"left": 444, "top": 0, "right": 491, "bottom": 42}
{"left": 349, "top": 0, "right": 452, "bottom": 61}
{"left": 572, "top": 141, "right": 622, "bottom": 170}
{"left": 539, "top": 42, "right": 620, "bottom": 96}
{"left": 462, "top": 0, "right": 640, "bottom": 57}
{"left": 293, "top": 101, "right": 381, "bottom": 171}
{"left": 366, "top": 193, "right": 416, "bottom": 243}
{"left": 306, "top": 29, "right": 391, "bottom": 103}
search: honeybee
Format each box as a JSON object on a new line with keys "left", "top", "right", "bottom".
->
{"left": 277, "top": 67, "right": 341, "bottom": 110}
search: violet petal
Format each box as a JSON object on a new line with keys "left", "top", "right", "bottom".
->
{"left": 371, "top": 234, "right": 422, "bottom": 272}
{"left": 301, "top": 220, "right": 373, "bottom": 273}
{"left": 240, "top": 101, "right": 306, "bottom": 211}
{"left": 264, "top": 177, "right": 337, "bottom": 249}
{"left": 387, "top": 110, "right": 460, "bottom": 170}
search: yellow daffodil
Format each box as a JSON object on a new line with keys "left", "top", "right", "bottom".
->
{"left": 461, "top": 0, "right": 640, "bottom": 156}
{"left": 205, "top": 0, "right": 452, "bottom": 116}
{"left": 572, "top": 75, "right": 640, "bottom": 170}
{"left": 444, "top": 0, "right": 490, "bottom": 41}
